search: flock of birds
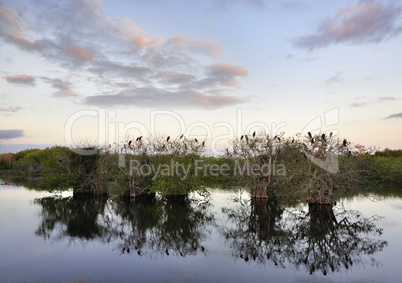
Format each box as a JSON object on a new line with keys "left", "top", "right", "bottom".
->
{"left": 117, "top": 131, "right": 352, "bottom": 158}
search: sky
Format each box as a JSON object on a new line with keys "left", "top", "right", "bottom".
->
{"left": 0, "top": 0, "right": 401, "bottom": 154}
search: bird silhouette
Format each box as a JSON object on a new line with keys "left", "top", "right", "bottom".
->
{"left": 240, "top": 135, "right": 244, "bottom": 140}
{"left": 329, "top": 132, "right": 333, "bottom": 138}
{"left": 195, "top": 138, "right": 198, "bottom": 143}
{"left": 202, "top": 141, "right": 205, "bottom": 147}
{"left": 167, "top": 136, "right": 170, "bottom": 142}
{"left": 321, "top": 134, "right": 326, "bottom": 143}
{"left": 253, "top": 131, "right": 256, "bottom": 138}
{"left": 343, "top": 139, "right": 347, "bottom": 147}
{"left": 180, "top": 134, "right": 184, "bottom": 139}
{"left": 273, "top": 135, "right": 277, "bottom": 140}
{"left": 245, "top": 135, "right": 249, "bottom": 143}
{"left": 308, "top": 132, "right": 312, "bottom": 139}
{"left": 128, "top": 140, "right": 132, "bottom": 146}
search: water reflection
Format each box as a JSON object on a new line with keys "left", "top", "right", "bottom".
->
{"left": 33, "top": 192, "right": 387, "bottom": 275}
{"left": 220, "top": 198, "right": 388, "bottom": 275}
{"left": 34, "top": 195, "right": 214, "bottom": 257}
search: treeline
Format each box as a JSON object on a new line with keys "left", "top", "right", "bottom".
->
{"left": 0, "top": 140, "right": 401, "bottom": 202}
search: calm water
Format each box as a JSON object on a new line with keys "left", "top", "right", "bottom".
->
{"left": 1, "top": 179, "right": 401, "bottom": 283}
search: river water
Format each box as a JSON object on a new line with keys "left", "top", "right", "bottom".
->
{"left": 1, "top": 179, "right": 401, "bottom": 282}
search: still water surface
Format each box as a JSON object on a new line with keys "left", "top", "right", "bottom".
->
{"left": 1, "top": 179, "right": 401, "bottom": 282}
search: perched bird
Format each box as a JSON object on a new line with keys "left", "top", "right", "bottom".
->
{"left": 253, "top": 131, "right": 256, "bottom": 138}
{"left": 240, "top": 135, "right": 244, "bottom": 140}
{"left": 128, "top": 140, "right": 132, "bottom": 146}
{"left": 308, "top": 132, "right": 312, "bottom": 139}
{"left": 292, "top": 137, "right": 295, "bottom": 143}
{"left": 202, "top": 141, "right": 205, "bottom": 147}
{"left": 245, "top": 135, "right": 249, "bottom": 142}
{"left": 343, "top": 139, "right": 347, "bottom": 147}
{"left": 180, "top": 134, "right": 184, "bottom": 139}
{"left": 167, "top": 136, "right": 170, "bottom": 142}
{"left": 311, "top": 138, "right": 315, "bottom": 144}
{"left": 195, "top": 138, "right": 198, "bottom": 143}
{"left": 321, "top": 134, "right": 326, "bottom": 143}
{"left": 278, "top": 137, "right": 281, "bottom": 142}
{"left": 330, "top": 132, "right": 333, "bottom": 138}
{"left": 273, "top": 135, "right": 277, "bottom": 140}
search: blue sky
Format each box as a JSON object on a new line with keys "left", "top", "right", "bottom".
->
{"left": 0, "top": 0, "right": 401, "bottom": 153}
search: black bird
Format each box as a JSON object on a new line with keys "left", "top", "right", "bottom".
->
{"left": 278, "top": 137, "right": 281, "bottom": 142}
{"left": 321, "top": 134, "right": 326, "bottom": 143}
{"left": 347, "top": 151, "right": 352, "bottom": 158}
{"left": 195, "top": 138, "right": 198, "bottom": 143}
{"left": 273, "top": 135, "right": 277, "bottom": 140}
{"left": 308, "top": 132, "right": 312, "bottom": 139}
{"left": 167, "top": 136, "right": 170, "bottom": 142}
{"left": 292, "top": 137, "right": 295, "bottom": 143}
{"left": 180, "top": 134, "right": 184, "bottom": 139}
{"left": 166, "top": 249, "right": 169, "bottom": 256}
{"left": 240, "top": 135, "right": 244, "bottom": 140}
{"left": 128, "top": 140, "right": 132, "bottom": 146}
{"left": 330, "top": 132, "right": 333, "bottom": 138}
{"left": 253, "top": 131, "right": 256, "bottom": 138}
{"left": 311, "top": 138, "right": 315, "bottom": 144}
{"left": 244, "top": 135, "right": 249, "bottom": 143}
{"left": 343, "top": 139, "right": 347, "bottom": 147}
{"left": 127, "top": 247, "right": 130, "bottom": 253}
{"left": 202, "top": 141, "right": 205, "bottom": 147}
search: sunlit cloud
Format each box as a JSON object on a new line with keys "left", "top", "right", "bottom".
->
{"left": 83, "top": 87, "right": 243, "bottom": 109}
{"left": 295, "top": 1, "right": 402, "bottom": 50}
{"left": 3, "top": 74, "right": 36, "bottom": 86}
{"left": 0, "top": 0, "right": 247, "bottom": 109}
{"left": 0, "top": 129, "right": 24, "bottom": 140}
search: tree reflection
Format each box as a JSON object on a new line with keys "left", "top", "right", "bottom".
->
{"left": 221, "top": 199, "right": 388, "bottom": 275}
{"left": 35, "top": 195, "right": 108, "bottom": 240}
{"left": 34, "top": 194, "right": 214, "bottom": 257}
{"left": 109, "top": 197, "right": 213, "bottom": 257}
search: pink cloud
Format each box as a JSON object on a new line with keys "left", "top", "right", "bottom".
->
{"left": 65, "top": 44, "right": 96, "bottom": 61}
{"left": 295, "top": 1, "right": 402, "bottom": 49}
{"left": 4, "top": 74, "right": 36, "bottom": 86}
